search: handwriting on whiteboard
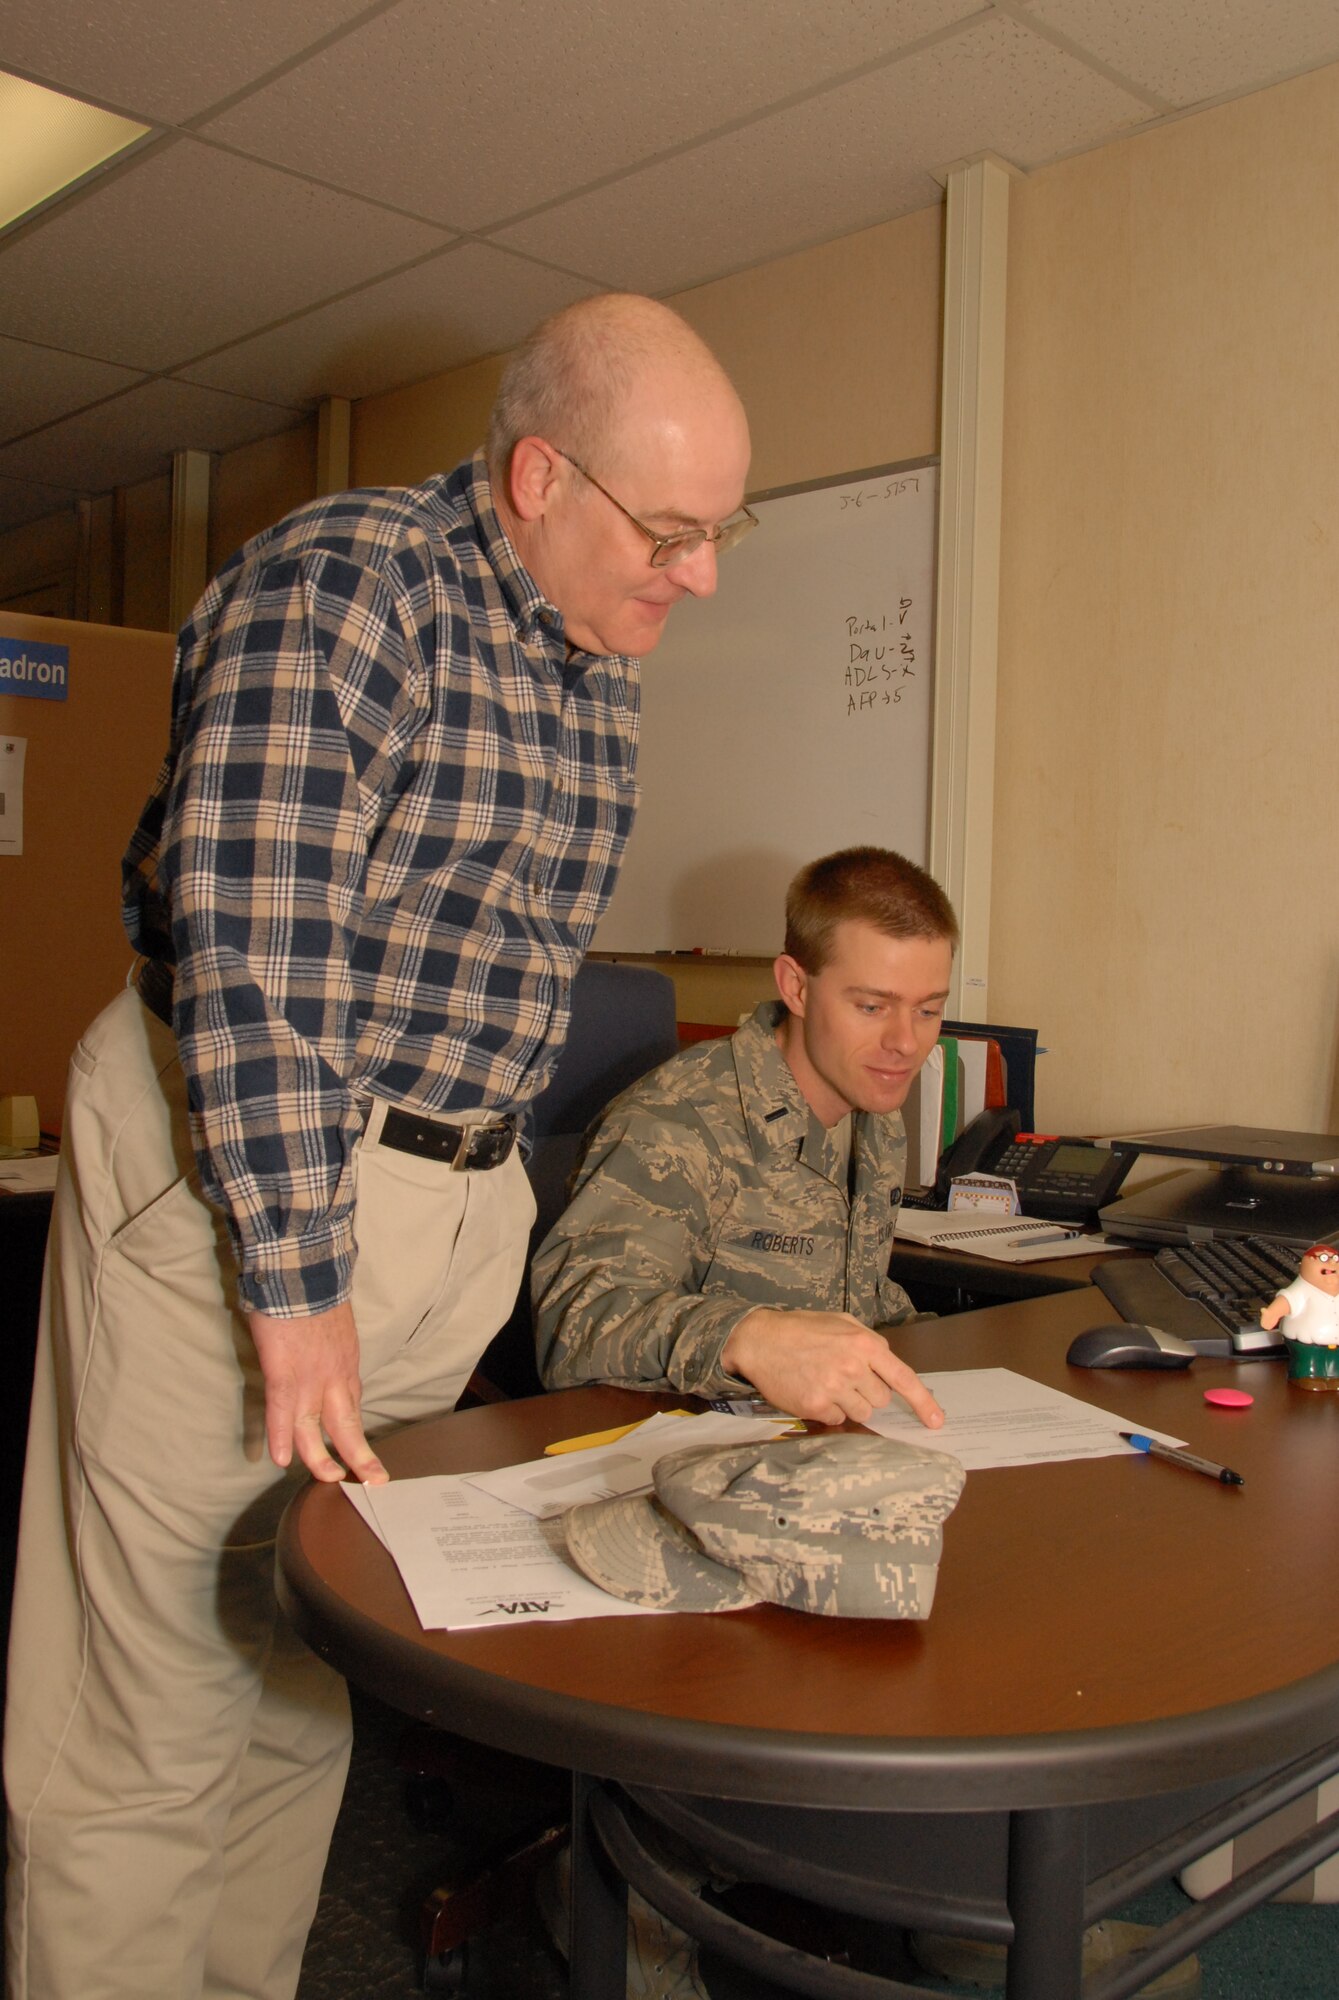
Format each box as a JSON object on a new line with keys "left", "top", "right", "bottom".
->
{"left": 837, "top": 475, "right": 925, "bottom": 510}
{"left": 844, "top": 598, "right": 918, "bottom": 718}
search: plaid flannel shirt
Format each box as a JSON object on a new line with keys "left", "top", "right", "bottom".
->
{"left": 123, "top": 451, "right": 640, "bottom": 1319}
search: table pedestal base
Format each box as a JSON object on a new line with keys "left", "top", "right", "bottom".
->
{"left": 570, "top": 1744, "right": 1339, "bottom": 2000}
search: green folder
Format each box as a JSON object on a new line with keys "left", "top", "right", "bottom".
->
{"left": 939, "top": 1036, "right": 960, "bottom": 1153}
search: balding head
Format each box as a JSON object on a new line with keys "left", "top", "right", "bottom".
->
{"left": 488, "top": 292, "right": 751, "bottom": 659}
{"left": 487, "top": 293, "right": 738, "bottom": 484}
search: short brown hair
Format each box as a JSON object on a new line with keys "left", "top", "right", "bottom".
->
{"left": 784, "top": 847, "right": 959, "bottom": 973}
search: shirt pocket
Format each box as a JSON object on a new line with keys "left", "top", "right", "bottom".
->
{"left": 702, "top": 1187, "right": 842, "bottom": 1310}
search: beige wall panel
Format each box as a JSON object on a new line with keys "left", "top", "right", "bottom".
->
{"left": 120, "top": 473, "right": 173, "bottom": 631}
{"left": 352, "top": 353, "right": 505, "bottom": 488}
{"left": 0, "top": 509, "right": 77, "bottom": 607}
{"left": 1, "top": 580, "right": 74, "bottom": 618}
{"left": 675, "top": 206, "right": 943, "bottom": 491}
{"left": 76, "top": 493, "right": 119, "bottom": 623}
{"left": 993, "top": 63, "right": 1339, "bottom": 1136}
{"left": 210, "top": 420, "right": 317, "bottom": 576}
{"left": 0, "top": 613, "right": 175, "bottom": 1129}
{"left": 349, "top": 206, "right": 943, "bottom": 496}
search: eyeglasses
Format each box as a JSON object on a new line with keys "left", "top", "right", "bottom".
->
{"left": 554, "top": 447, "right": 758, "bottom": 570}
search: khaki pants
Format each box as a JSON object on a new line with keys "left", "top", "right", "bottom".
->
{"left": 5, "top": 987, "right": 535, "bottom": 2000}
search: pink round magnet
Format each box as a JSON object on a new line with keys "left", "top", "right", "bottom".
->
{"left": 1203, "top": 1388, "right": 1254, "bottom": 1409}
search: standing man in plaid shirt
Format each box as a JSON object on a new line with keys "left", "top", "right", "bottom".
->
{"left": 5, "top": 293, "right": 752, "bottom": 2000}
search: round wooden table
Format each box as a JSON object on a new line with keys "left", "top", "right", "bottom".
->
{"left": 278, "top": 1287, "right": 1339, "bottom": 1998}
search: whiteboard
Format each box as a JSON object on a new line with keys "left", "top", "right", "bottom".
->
{"left": 595, "top": 462, "right": 937, "bottom": 954}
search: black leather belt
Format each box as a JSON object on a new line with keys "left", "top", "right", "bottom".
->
{"left": 377, "top": 1106, "right": 517, "bottom": 1170}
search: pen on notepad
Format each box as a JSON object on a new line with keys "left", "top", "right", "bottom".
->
{"left": 1120, "top": 1433, "right": 1244, "bottom": 1488}
{"left": 1008, "top": 1226, "right": 1078, "bottom": 1247}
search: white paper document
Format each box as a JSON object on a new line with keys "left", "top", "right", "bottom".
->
{"left": 0, "top": 737, "right": 25, "bottom": 857}
{"left": 348, "top": 1410, "right": 795, "bottom": 1630}
{"left": 862, "top": 1367, "right": 1185, "bottom": 1470}
{"left": 464, "top": 1410, "right": 795, "bottom": 1519}
{"left": 354, "top": 1473, "right": 667, "bottom": 1630}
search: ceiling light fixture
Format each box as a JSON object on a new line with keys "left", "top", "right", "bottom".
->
{"left": 0, "top": 70, "right": 149, "bottom": 235}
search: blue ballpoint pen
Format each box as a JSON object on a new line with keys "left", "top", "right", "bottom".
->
{"left": 1120, "top": 1432, "right": 1244, "bottom": 1487}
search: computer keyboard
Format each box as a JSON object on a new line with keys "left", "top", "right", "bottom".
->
{"left": 1094, "top": 1235, "right": 1301, "bottom": 1357}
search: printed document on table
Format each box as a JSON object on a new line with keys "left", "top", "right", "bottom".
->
{"left": 863, "top": 1367, "right": 1185, "bottom": 1470}
{"left": 464, "top": 1410, "right": 797, "bottom": 1519}
{"left": 350, "top": 1474, "right": 670, "bottom": 1631}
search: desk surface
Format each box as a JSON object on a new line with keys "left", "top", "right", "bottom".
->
{"left": 278, "top": 1287, "right": 1339, "bottom": 1815}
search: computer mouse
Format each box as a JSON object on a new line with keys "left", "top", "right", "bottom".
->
{"left": 1066, "top": 1324, "right": 1197, "bottom": 1370}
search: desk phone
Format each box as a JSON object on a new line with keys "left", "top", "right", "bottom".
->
{"left": 915, "top": 1109, "right": 1135, "bottom": 1225}
{"left": 990, "top": 1132, "right": 1134, "bottom": 1224}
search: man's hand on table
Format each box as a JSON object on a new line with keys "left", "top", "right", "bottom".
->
{"left": 720, "top": 1308, "right": 945, "bottom": 1430}
{"left": 249, "top": 1301, "right": 388, "bottom": 1485}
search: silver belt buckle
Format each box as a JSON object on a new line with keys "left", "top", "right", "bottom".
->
{"left": 458, "top": 1117, "right": 517, "bottom": 1171}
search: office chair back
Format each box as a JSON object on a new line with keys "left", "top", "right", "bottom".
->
{"left": 472, "top": 959, "right": 679, "bottom": 1401}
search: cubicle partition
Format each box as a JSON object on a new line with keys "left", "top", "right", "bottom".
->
{"left": 0, "top": 612, "right": 175, "bottom": 1132}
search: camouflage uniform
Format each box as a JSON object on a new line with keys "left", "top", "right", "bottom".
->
{"left": 534, "top": 1000, "right": 915, "bottom": 1396}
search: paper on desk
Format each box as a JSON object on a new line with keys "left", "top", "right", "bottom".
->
{"left": 863, "top": 1368, "right": 1185, "bottom": 1471}
{"left": 0, "top": 1153, "right": 60, "bottom": 1190}
{"left": 895, "top": 1210, "right": 1107, "bottom": 1262}
{"left": 464, "top": 1410, "right": 797, "bottom": 1518}
{"left": 351, "top": 1474, "right": 671, "bottom": 1630}
{"left": 340, "top": 1411, "right": 796, "bottom": 1630}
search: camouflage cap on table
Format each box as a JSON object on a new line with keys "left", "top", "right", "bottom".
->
{"left": 563, "top": 1432, "right": 965, "bottom": 1620}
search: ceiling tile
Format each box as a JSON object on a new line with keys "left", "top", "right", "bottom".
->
{"left": 0, "top": 339, "right": 148, "bottom": 446}
{"left": 2, "top": 0, "right": 384, "bottom": 125}
{"left": 0, "top": 475, "right": 78, "bottom": 532}
{"left": 178, "top": 244, "right": 599, "bottom": 405}
{"left": 1018, "top": 0, "right": 1339, "bottom": 108}
{"left": 495, "top": 12, "right": 1154, "bottom": 295}
{"left": 1, "top": 0, "right": 1336, "bottom": 535}
{"left": 0, "top": 139, "right": 451, "bottom": 373}
{"left": 0, "top": 380, "right": 306, "bottom": 495}
{"left": 199, "top": 0, "right": 978, "bottom": 229}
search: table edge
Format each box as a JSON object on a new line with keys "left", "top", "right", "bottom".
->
{"left": 276, "top": 1505, "right": 1339, "bottom": 1813}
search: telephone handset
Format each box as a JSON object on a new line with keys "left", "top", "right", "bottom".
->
{"left": 913, "top": 1107, "right": 1135, "bottom": 1225}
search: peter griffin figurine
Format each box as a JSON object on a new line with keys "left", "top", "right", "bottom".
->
{"left": 1260, "top": 1245, "right": 1339, "bottom": 1388}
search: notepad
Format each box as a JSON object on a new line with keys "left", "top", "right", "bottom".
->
{"left": 894, "top": 1209, "right": 1105, "bottom": 1263}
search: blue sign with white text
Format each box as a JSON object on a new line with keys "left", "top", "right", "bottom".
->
{"left": 0, "top": 636, "right": 69, "bottom": 701}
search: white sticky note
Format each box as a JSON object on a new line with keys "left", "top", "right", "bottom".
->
{"left": 0, "top": 737, "right": 25, "bottom": 856}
